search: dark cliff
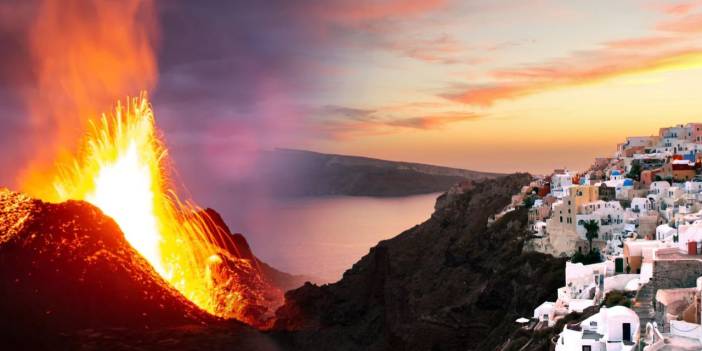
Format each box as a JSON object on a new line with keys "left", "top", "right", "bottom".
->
{"left": 261, "top": 149, "right": 503, "bottom": 197}
{"left": 271, "top": 174, "right": 568, "bottom": 351}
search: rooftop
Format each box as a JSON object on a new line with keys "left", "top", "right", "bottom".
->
{"left": 582, "top": 330, "right": 603, "bottom": 340}
{"left": 655, "top": 248, "right": 702, "bottom": 261}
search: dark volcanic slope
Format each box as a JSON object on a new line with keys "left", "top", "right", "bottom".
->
{"left": 272, "top": 174, "right": 567, "bottom": 351}
{"left": 262, "top": 149, "right": 503, "bottom": 197}
{"left": 0, "top": 190, "right": 213, "bottom": 349}
{"left": 0, "top": 189, "right": 300, "bottom": 350}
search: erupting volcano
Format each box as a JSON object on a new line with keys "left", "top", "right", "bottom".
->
{"left": 0, "top": 0, "right": 305, "bottom": 348}
{"left": 0, "top": 93, "right": 293, "bottom": 335}
{"left": 47, "top": 93, "right": 280, "bottom": 321}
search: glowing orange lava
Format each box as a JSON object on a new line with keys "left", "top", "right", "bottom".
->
{"left": 49, "top": 93, "right": 242, "bottom": 318}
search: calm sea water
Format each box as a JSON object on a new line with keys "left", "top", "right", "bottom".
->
{"left": 231, "top": 193, "right": 439, "bottom": 284}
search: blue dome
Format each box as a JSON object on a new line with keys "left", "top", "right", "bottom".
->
{"left": 623, "top": 179, "right": 634, "bottom": 187}
{"left": 611, "top": 170, "right": 621, "bottom": 176}
{"left": 579, "top": 177, "right": 587, "bottom": 185}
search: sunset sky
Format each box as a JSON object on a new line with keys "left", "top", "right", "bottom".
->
{"left": 296, "top": 0, "right": 702, "bottom": 174}
{"left": 2, "top": 0, "right": 702, "bottom": 185}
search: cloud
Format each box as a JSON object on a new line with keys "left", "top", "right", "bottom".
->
{"left": 442, "top": 45, "right": 702, "bottom": 106}
{"left": 657, "top": 1, "right": 702, "bottom": 15}
{"left": 389, "top": 34, "right": 463, "bottom": 64}
{"left": 657, "top": 13, "right": 702, "bottom": 33}
{"left": 603, "top": 36, "right": 686, "bottom": 49}
{"left": 304, "top": 0, "right": 447, "bottom": 26}
{"left": 386, "top": 113, "right": 482, "bottom": 129}
{"left": 312, "top": 105, "right": 482, "bottom": 138}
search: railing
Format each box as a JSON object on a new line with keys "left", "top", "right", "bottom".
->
{"left": 642, "top": 322, "right": 665, "bottom": 351}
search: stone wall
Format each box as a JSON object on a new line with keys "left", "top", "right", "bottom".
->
{"left": 651, "top": 259, "right": 702, "bottom": 329}
{"left": 652, "top": 260, "right": 702, "bottom": 291}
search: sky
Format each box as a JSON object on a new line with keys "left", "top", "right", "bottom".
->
{"left": 2, "top": 0, "right": 702, "bottom": 188}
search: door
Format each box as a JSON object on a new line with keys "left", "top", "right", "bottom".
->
{"left": 623, "top": 323, "right": 631, "bottom": 342}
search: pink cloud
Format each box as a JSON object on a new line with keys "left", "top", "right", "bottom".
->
{"left": 657, "top": 13, "right": 702, "bottom": 32}
{"left": 657, "top": 1, "right": 702, "bottom": 15}
{"left": 603, "top": 36, "right": 685, "bottom": 49}
{"left": 389, "top": 34, "right": 463, "bottom": 64}
{"left": 662, "top": 3, "right": 696, "bottom": 15}
{"left": 442, "top": 48, "right": 702, "bottom": 106}
{"left": 307, "top": 0, "right": 447, "bottom": 26}
{"left": 312, "top": 105, "right": 483, "bottom": 139}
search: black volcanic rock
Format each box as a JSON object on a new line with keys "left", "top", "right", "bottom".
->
{"left": 0, "top": 190, "right": 215, "bottom": 349}
{"left": 0, "top": 189, "right": 303, "bottom": 350}
{"left": 271, "top": 174, "right": 567, "bottom": 351}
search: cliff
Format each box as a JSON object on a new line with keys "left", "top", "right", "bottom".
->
{"left": 271, "top": 174, "right": 568, "bottom": 350}
{"left": 261, "top": 149, "right": 503, "bottom": 197}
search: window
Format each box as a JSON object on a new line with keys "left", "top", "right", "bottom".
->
{"left": 560, "top": 216, "right": 563, "bottom": 223}
{"left": 582, "top": 346, "right": 591, "bottom": 351}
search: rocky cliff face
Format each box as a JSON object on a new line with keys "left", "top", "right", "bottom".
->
{"left": 271, "top": 174, "right": 568, "bottom": 351}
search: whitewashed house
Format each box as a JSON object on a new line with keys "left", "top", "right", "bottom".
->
{"left": 555, "top": 306, "right": 639, "bottom": 351}
{"left": 650, "top": 181, "right": 671, "bottom": 197}
{"left": 576, "top": 201, "right": 625, "bottom": 241}
{"left": 552, "top": 172, "right": 574, "bottom": 198}
{"left": 656, "top": 224, "right": 676, "bottom": 241}
{"left": 631, "top": 197, "right": 654, "bottom": 213}
{"left": 533, "top": 301, "right": 556, "bottom": 326}
{"left": 565, "top": 261, "right": 607, "bottom": 300}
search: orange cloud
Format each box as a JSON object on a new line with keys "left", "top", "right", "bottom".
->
{"left": 657, "top": 13, "right": 702, "bottom": 32}
{"left": 308, "top": 0, "right": 446, "bottom": 26}
{"left": 603, "top": 36, "right": 685, "bottom": 49}
{"left": 657, "top": 1, "right": 702, "bottom": 15}
{"left": 386, "top": 113, "right": 482, "bottom": 129}
{"left": 312, "top": 105, "right": 483, "bottom": 139}
{"left": 443, "top": 48, "right": 702, "bottom": 106}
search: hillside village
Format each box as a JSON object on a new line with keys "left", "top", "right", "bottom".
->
{"left": 502, "top": 123, "right": 702, "bottom": 350}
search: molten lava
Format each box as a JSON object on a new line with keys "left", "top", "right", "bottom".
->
{"left": 46, "top": 93, "right": 266, "bottom": 321}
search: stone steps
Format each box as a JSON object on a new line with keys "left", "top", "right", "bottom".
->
{"left": 633, "top": 282, "right": 655, "bottom": 333}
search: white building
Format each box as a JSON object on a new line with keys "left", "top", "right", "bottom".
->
{"left": 600, "top": 171, "right": 634, "bottom": 200}
{"left": 656, "top": 224, "right": 676, "bottom": 241}
{"left": 555, "top": 306, "right": 639, "bottom": 351}
{"left": 565, "top": 261, "right": 607, "bottom": 300}
{"left": 552, "top": 171, "right": 574, "bottom": 198}
{"left": 631, "top": 197, "right": 654, "bottom": 213}
{"left": 650, "top": 181, "right": 671, "bottom": 196}
{"left": 576, "top": 201, "right": 625, "bottom": 241}
{"left": 533, "top": 301, "right": 556, "bottom": 326}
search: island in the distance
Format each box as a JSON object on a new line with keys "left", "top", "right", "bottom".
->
{"left": 259, "top": 149, "right": 504, "bottom": 197}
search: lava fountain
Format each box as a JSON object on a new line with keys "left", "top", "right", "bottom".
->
{"left": 47, "top": 93, "right": 264, "bottom": 321}
{"left": 11, "top": 0, "right": 280, "bottom": 326}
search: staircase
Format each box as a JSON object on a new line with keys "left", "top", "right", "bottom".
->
{"left": 633, "top": 283, "right": 656, "bottom": 334}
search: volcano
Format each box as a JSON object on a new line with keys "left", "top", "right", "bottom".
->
{"left": 0, "top": 188, "right": 304, "bottom": 350}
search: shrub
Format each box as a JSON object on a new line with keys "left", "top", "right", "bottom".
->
{"left": 571, "top": 249, "right": 602, "bottom": 265}
{"left": 604, "top": 290, "right": 631, "bottom": 308}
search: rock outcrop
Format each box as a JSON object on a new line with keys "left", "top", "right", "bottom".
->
{"left": 271, "top": 174, "right": 568, "bottom": 351}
